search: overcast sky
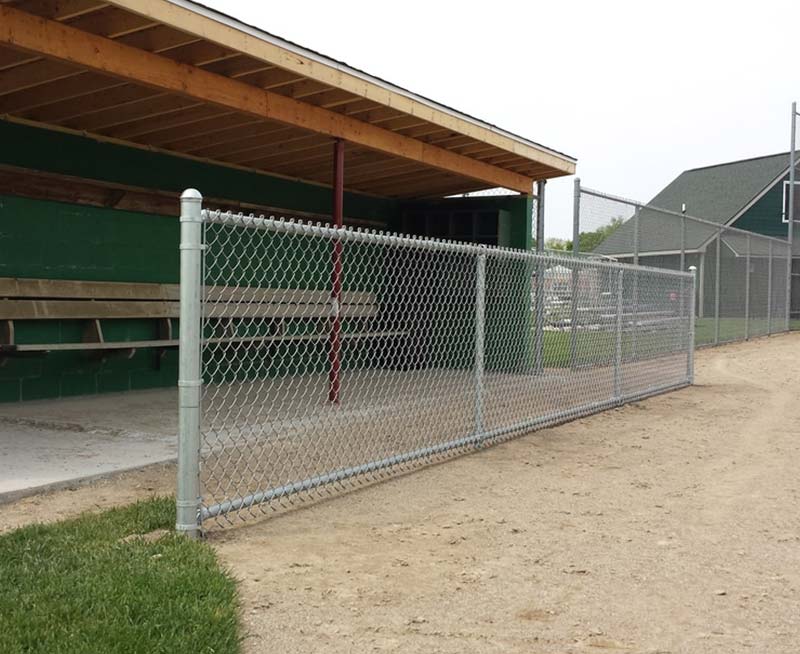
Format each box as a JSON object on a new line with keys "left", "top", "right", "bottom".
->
{"left": 203, "top": 0, "right": 798, "bottom": 238}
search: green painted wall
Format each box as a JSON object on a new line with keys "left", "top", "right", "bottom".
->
{"left": 733, "top": 176, "right": 788, "bottom": 239}
{"left": 394, "top": 195, "right": 535, "bottom": 372}
{"left": 0, "top": 121, "right": 397, "bottom": 222}
{"left": 0, "top": 194, "right": 183, "bottom": 402}
{"left": 0, "top": 122, "right": 400, "bottom": 402}
{"left": 0, "top": 194, "right": 179, "bottom": 283}
{"left": 728, "top": 176, "right": 800, "bottom": 321}
{"left": 0, "top": 121, "right": 535, "bottom": 402}
{"left": 397, "top": 195, "right": 533, "bottom": 250}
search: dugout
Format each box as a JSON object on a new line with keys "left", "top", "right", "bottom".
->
{"left": 0, "top": 0, "right": 574, "bottom": 402}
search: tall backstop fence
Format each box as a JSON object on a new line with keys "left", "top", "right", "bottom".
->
{"left": 574, "top": 183, "right": 792, "bottom": 347}
{"left": 177, "top": 189, "right": 694, "bottom": 536}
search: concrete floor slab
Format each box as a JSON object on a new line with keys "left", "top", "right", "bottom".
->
{"left": 0, "top": 389, "right": 177, "bottom": 501}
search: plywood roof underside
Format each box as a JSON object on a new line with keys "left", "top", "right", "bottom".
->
{"left": 0, "top": 0, "right": 576, "bottom": 198}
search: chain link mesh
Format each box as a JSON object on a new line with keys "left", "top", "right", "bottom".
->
{"left": 195, "top": 210, "right": 693, "bottom": 528}
{"left": 578, "top": 186, "right": 791, "bottom": 346}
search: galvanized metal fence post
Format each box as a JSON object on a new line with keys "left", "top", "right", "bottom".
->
{"left": 631, "top": 206, "right": 640, "bottom": 359}
{"left": 680, "top": 209, "right": 686, "bottom": 273}
{"left": 698, "top": 252, "right": 705, "bottom": 319}
{"left": 474, "top": 252, "right": 486, "bottom": 436}
{"left": 714, "top": 227, "right": 721, "bottom": 345}
{"left": 614, "top": 268, "right": 624, "bottom": 402}
{"left": 679, "top": 211, "right": 687, "bottom": 340}
{"left": 688, "top": 266, "right": 697, "bottom": 384}
{"left": 767, "top": 240, "right": 773, "bottom": 335}
{"left": 533, "top": 180, "right": 546, "bottom": 374}
{"left": 536, "top": 180, "right": 546, "bottom": 254}
{"left": 176, "top": 189, "right": 204, "bottom": 539}
{"left": 570, "top": 178, "right": 580, "bottom": 369}
{"left": 745, "top": 234, "right": 751, "bottom": 340}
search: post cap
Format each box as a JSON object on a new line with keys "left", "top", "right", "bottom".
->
{"left": 688, "top": 265, "right": 697, "bottom": 272}
{"left": 181, "top": 188, "right": 203, "bottom": 201}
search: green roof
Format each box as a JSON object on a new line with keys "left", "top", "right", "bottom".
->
{"left": 594, "top": 152, "right": 792, "bottom": 256}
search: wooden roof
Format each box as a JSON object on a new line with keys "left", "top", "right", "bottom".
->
{"left": 0, "top": 0, "right": 576, "bottom": 198}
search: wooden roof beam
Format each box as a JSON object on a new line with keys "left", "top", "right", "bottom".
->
{"left": 161, "top": 97, "right": 381, "bottom": 155}
{"left": 0, "top": 23, "right": 204, "bottom": 101}
{"left": 105, "top": 0, "right": 573, "bottom": 176}
{"left": 0, "top": 4, "right": 535, "bottom": 192}
{"left": 25, "top": 54, "right": 273, "bottom": 128}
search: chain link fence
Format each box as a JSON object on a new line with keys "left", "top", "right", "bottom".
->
{"left": 574, "top": 184, "right": 791, "bottom": 346}
{"left": 176, "top": 190, "right": 694, "bottom": 534}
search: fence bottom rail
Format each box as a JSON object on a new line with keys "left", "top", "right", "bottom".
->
{"left": 199, "top": 377, "right": 690, "bottom": 525}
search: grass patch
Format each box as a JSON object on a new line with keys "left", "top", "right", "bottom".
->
{"left": 542, "top": 329, "right": 687, "bottom": 367}
{"left": 0, "top": 498, "right": 240, "bottom": 654}
{"left": 694, "top": 318, "right": 800, "bottom": 345}
{"left": 543, "top": 330, "right": 614, "bottom": 367}
{"left": 545, "top": 319, "right": 800, "bottom": 363}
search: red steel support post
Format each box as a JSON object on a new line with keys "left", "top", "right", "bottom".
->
{"left": 329, "top": 138, "right": 345, "bottom": 402}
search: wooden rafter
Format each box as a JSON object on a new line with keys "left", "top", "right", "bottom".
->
{"left": 162, "top": 97, "right": 385, "bottom": 156}
{"left": 65, "top": 6, "right": 158, "bottom": 39}
{"left": 372, "top": 172, "right": 494, "bottom": 198}
{"left": 223, "top": 133, "right": 331, "bottom": 165}
{"left": 0, "top": 59, "right": 81, "bottom": 96}
{"left": 116, "top": 24, "right": 199, "bottom": 53}
{"left": 0, "top": 71, "right": 121, "bottom": 112}
{"left": 111, "top": 107, "right": 243, "bottom": 142}
{"left": 151, "top": 118, "right": 281, "bottom": 152}
{"left": 29, "top": 85, "right": 161, "bottom": 123}
{"left": 15, "top": 0, "right": 107, "bottom": 22}
{"left": 0, "top": 7, "right": 532, "bottom": 189}
{"left": 107, "top": 0, "right": 573, "bottom": 176}
{"left": 0, "top": 49, "right": 38, "bottom": 70}
{"left": 0, "top": 2, "right": 575, "bottom": 197}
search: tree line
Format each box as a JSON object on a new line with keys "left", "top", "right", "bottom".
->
{"left": 536, "top": 217, "right": 624, "bottom": 253}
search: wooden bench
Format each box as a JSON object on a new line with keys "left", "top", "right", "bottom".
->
{"left": 0, "top": 277, "right": 400, "bottom": 360}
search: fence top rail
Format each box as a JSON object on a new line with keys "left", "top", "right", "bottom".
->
{"left": 579, "top": 185, "right": 791, "bottom": 247}
{"left": 201, "top": 209, "right": 694, "bottom": 279}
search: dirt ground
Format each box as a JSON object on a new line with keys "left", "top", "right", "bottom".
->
{"left": 2, "top": 334, "right": 800, "bottom": 652}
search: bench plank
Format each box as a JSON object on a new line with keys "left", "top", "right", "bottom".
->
{"left": 7, "top": 330, "right": 407, "bottom": 353}
{"left": 0, "top": 278, "right": 391, "bottom": 355}
{"left": 0, "top": 277, "right": 376, "bottom": 307}
{"left": 0, "top": 277, "right": 179, "bottom": 300}
{"left": 0, "top": 300, "right": 378, "bottom": 320}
